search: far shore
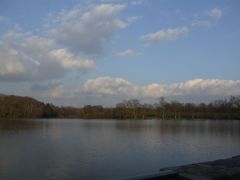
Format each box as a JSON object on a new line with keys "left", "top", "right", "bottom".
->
{"left": 1, "top": 94, "right": 240, "bottom": 120}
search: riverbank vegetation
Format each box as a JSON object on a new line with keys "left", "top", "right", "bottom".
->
{"left": 0, "top": 95, "right": 240, "bottom": 120}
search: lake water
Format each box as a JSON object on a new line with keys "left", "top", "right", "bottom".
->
{"left": 0, "top": 119, "right": 240, "bottom": 180}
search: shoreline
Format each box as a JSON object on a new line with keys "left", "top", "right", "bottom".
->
{"left": 122, "top": 155, "right": 240, "bottom": 179}
{"left": 1, "top": 117, "right": 240, "bottom": 121}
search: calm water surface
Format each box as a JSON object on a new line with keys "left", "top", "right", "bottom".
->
{"left": 0, "top": 119, "right": 240, "bottom": 180}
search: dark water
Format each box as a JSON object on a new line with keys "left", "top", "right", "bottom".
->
{"left": 0, "top": 119, "right": 240, "bottom": 180}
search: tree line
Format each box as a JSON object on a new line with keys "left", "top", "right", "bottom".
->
{"left": 0, "top": 95, "right": 240, "bottom": 120}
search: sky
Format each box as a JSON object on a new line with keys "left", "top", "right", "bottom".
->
{"left": 0, "top": 0, "right": 240, "bottom": 106}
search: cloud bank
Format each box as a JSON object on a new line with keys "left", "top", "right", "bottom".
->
{"left": 83, "top": 77, "right": 240, "bottom": 98}
{"left": 0, "top": 3, "right": 131, "bottom": 81}
{"left": 46, "top": 3, "right": 131, "bottom": 55}
{"left": 142, "top": 26, "right": 189, "bottom": 42}
{"left": 0, "top": 28, "right": 96, "bottom": 81}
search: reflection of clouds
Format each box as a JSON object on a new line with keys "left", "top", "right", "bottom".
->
{"left": 0, "top": 119, "right": 240, "bottom": 179}
{"left": 113, "top": 119, "right": 240, "bottom": 166}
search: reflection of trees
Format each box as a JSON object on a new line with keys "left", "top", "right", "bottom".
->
{"left": 113, "top": 119, "right": 240, "bottom": 138}
{"left": 0, "top": 119, "right": 45, "bottom": 133}
{"left": 2, "top": 119, "right": 238, "bottom": 139}
{"left": 114, "top": 120, "right": 151, "bottom": 133}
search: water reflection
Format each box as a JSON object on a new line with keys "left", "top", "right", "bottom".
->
{"left": 0, "top": 119, "right": 45, "bottom": 133}
{"left": 114, "top": 119, "right": 240, "bottom": 138}
{"left": 0, "top": 119, "right": 240, "bottom": 180}
{"left": 1, "top": 119, "right": 239, "bottom": 138}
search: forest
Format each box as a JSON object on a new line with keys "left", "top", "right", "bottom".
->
{"left": 0, "top": 94, "right": 240, "bottom": 120}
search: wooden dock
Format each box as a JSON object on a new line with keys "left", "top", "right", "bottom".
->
{"left": 121, "top": 155, "right": 240, "bottom": 180}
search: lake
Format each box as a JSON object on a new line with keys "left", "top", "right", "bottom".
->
{"left": 0, "top": 119, "right": 240, "bottom": 180}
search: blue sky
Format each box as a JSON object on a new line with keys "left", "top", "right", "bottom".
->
{"left": 0, "top": 0, "right": 240, "bottom": 106}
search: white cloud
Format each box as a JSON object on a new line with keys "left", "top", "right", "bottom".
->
{"left": 81, "top": 4, "right": 125, "bottom": 23}
{"left": 192, "top": 8, "right": 223, "bottom": 29}
{"left": 0, "top": 3, "right": 134, "bottom": 82}
{"left": 83, "top": 77, "right": 240, "bottom": 98}
{"left": 48, "top": 49, "right": 96, "bottom": 70}
{"left": 46, "top": 3, "right": 131, "bottom": 55}
{"left": 191, "top": 20, "right": 212, "bottom": 28}
{"left": 84, "top": 77, "right": 137, "bottom": 96}
{"left": 117, "top": 49, "right": 142, "bottom": 57}
{"left": 209, "top": 8, "right": 222, "bottom": 19}
{"left": 22, "top": 77, "right": 240, "bottom": 105}
{"left": 142, "top": 26, "right": 189, "bottom": 42}
{"left": 57, "top": 6, "right": 82, "bottom": 22}
{"left": 0, "top": 28, "right": 96, "bottom": 81}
